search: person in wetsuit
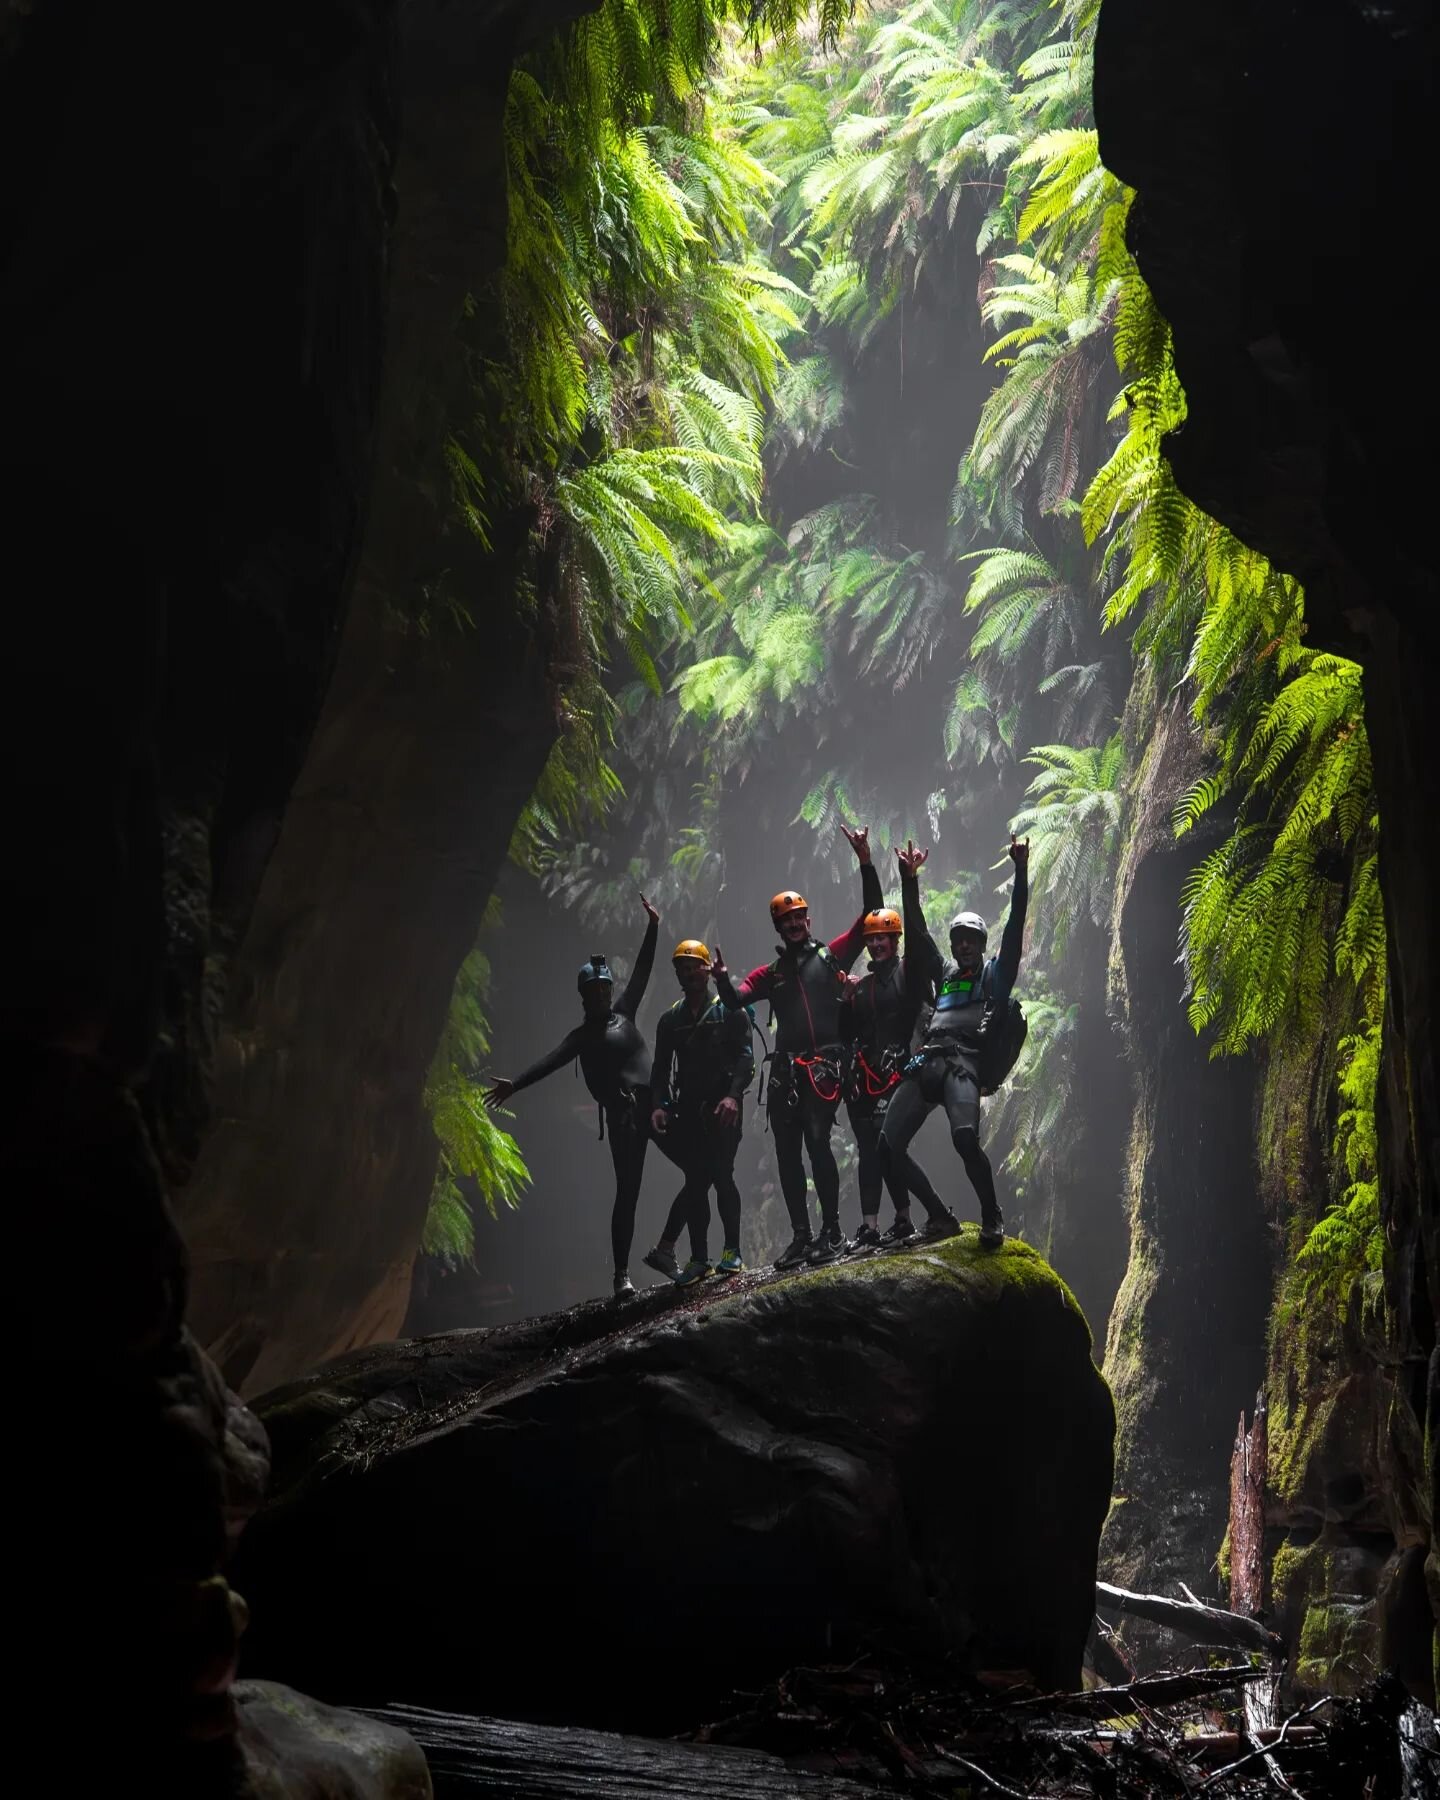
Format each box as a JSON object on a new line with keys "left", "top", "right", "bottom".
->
{"left": 640, "top": 937, "right": 755, "bottom": 1289}
{"left": 710, "top": 825, "right": 882, "bottom": 1269}
{"left": 878, "top": 837, "right": 1028, "bottom": 1248}
{"left": 484, "top": 894, "right": 659, "bottom": 1297}
{"left": 842, "top": 898, "right": 958, "bottom": 1250}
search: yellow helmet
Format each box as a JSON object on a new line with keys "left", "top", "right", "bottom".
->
{"left": 863, "top": 907, "right": 903, "bottom": 938}
{"left": 769, "top": 890, "right": 808, "bottom": 922}
{"left": 672, "top": 937, "right": 710, "bottom": 964}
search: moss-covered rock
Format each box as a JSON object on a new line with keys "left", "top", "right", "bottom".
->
{"left": 237, "top": 1233, "right": 1114, "bottom": 1731}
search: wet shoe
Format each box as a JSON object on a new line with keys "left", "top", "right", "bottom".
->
{"left": 807, "top": 1224, "right": 851, "bottom": 1266}
{"left": 879, "top": 1215, "right": 916, "bottom": 1248}
{"left": 642, "top": 1244, "right": 678, "bottom": 1279}
{"left": 673, "top": 1256, "right": 713, "bottom": 1288}
{"left": 775, "top": 1232, "right": 815, "bottom": 1270}
{"left": 714, "top": 1247, "right": 745, "bottom": 1278}
{"left": 851, "top": 1223, "right": 883, "bottom": 1251}
{"left": 920, "top": 1210, "right": 961, "bottom": 1242}
{"left": 979, "top": 1209, "right": 1005, "bottom": 1249}
{"left": 613, "top": 1270, "right": 636, "bottom": 1298}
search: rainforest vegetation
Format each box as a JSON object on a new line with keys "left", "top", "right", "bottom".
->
{"left": 429, "top": 0, "right": 1381, "bottom": 1333}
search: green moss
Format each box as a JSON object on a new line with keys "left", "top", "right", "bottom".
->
{"left": 1271, "top": 1538, "right": 1378, "bottom": 1695}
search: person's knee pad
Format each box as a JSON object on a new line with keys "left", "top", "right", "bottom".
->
{"left": 952, "top": 1125, "right": 982, "bottom": 1160}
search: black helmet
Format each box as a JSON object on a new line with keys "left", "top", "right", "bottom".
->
{"left": 577, "top": 952, "right": 613, "bottom": 994}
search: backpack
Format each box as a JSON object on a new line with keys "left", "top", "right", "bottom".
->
{"left": 975, "top": 967, "right": 1027, "bottom": 1093}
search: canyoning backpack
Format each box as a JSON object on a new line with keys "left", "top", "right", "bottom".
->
{"left": 974, "top": 968, "right": 1027, "bottom": 1093}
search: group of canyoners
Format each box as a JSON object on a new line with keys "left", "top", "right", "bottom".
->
{"left": 484, "top": 826, "right": 1029, "bottom": 1298}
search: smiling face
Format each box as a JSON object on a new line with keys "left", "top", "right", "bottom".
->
{"left": 949, "top": 927, "right": 986, "bottom": 972}
{"left": 867, "top": 932, "right": 899, "bottom": 963}
{"left": 778, "top": 909, "right": 811, "bottom": 945}
{"left": 673, "top": 958, "right": 710, "bottom": 998}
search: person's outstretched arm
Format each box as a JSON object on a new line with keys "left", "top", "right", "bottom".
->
{"left": 992, "top": 835, "right": 1030, "bottom": 998}
{"left": 615, "top": 894, "right": 660, "bottom": 1020}
{"left": 830, "top": 823, "right": 884, "bottom": 968}
{"left": 897, "top": 840, "right": 944, "bottom": 988}
{"left": 484, "top": 1025, "right": 584, "bottom": 1109}
{"left": 711, "top": 945, "right": 772, "bottom": 1011}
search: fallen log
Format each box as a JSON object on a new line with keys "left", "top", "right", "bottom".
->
{"left": 1009, "top": 1663, "right": 1270, "bottom": 1716}
{"left": 1096, "top": 1579, "right": 1285, "bottom": 1661}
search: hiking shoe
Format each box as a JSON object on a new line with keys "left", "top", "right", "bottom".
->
{"left": 715, "top": 1247, "right": 745, "bottom": 1278}
{"left": 613, "top": 1269, "right": 636, "bottom": 1298}
{"left": 920, "top": 1210, "right": 961, "bottom": 1242}
{"left": 808, "top": 1224, "right": 851, "bottom": 1266}
{"left": 673, "top": 1256, "right": 713, "bottom": 1288}
{"left": 979, "top": 1209, "right": 1005, "bottom": 1249}
{"left": 642, "top": 1244, "right": 679, "bottom": 1279}
{"left": 879, "top": 1215, "right": 916, "bottom": 1247}
{"left": 775, "top": 1232, "right": 814, "bottom": 1270}
{"left": 851, "top": 1223, "right": 883, "bottom": 1251}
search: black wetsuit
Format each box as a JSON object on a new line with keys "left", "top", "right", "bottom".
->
{"left": 649, "top": 990, "right": 754, "bottom": 1262}
{"left": 843, "top": 944, "right": 945, "bottom": 1225}
{"left": 716, "top": 863, "right": 882, "bottom": 1240}
{"left": 879, "top": 868, "right": 1027, "bottom": 1228}
{"left": 509, "top": 915, "right": 658, "bottom": 1270}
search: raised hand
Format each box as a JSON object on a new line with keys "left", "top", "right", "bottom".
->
{"left": 839, "top": 822, "right": 871, "bottom": 864}
{"left": 483, "top": 1078, "right": 515, "bottom": 1110}
{"left": 709, "top": 943, "right": 728, "bottom": 984}
{"left": 640, "top": 891, "right": 660, "bottom": 924}
{"left": 1008, "top": 833, "right": 1030, "bottom": 870}
{"left": 896, "top": 837, "right": 929, "bottom": 877}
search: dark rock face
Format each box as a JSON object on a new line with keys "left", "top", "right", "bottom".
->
{"left": 1100, "top": 691, "right": 1273, "bottom": 1602}
{"left": 173, "top": 0, "right": 598, "bottom": 1399}
{"left": 1094, "top": 1, "right": 1436, "bottom": 1697}
{"left": 237, "top": 1237, "right": 1114, "bottom": 1730}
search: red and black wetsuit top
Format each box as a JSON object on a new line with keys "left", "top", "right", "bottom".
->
{"left": 716, "top": 863, "right": 882, "bottom": 1054}
{"left": 510, "top": 915, "right": 658, "bottom": 1108}
{"left": 845, "top": 953, "right": 923, "bottom": 1058}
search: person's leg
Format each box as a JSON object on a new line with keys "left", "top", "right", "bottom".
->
{"left": 768, "top": 1081, "right": 813, "bottom": 1239}
{"left": 848, "top": 1100, "right": 884, "bottom": 1229}
{"left": 941, "top": 1065, "right": 1002, "bottom": 1240}
{"left": 800, "top": 1086, "right": 842, "bottom": 1236}
{"left": 710, "top": 1114, "right": 743, "bottom": 1257}
{"left": 609, "top": 1106, "right": 649, "bottom": 1276}
{"left": 901, "top": 1147, "right": 946, "bottom": 1221}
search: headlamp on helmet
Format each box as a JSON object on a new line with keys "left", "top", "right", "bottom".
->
{"left": 577, "top": 952, "right": 613, "bottom": 994}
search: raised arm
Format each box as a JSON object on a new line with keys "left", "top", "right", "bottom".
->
{"left": 898, "top": 841, "right": 943, "bottom": 987}
{"left": 830, "top": 824, "right": 885, "bottom": 968}
{"left": 615, "top": 896, "right": 659, "bottom": 1020}
{"left": 992, "top": 836, "right": 1029, "bottom": 997}
{"left": 711, "top": 944, "right": 773, "bottom": 1011}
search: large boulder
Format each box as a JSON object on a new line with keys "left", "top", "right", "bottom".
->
{"left": 238, "top": 1234, "right": 1114, "bottom": 1731}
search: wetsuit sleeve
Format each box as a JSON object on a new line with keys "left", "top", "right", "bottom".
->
{"left": 615, "top": 914, "right": 658, "bottom": 1020}
{"left": 717, "top": 963, "right": 771, "bottom": 1009}
{"left": 828, "top": 859, "right": 885, "bottom": 971}
{"left": 647, "top": 1008, "right": 675, "bottom": 1108}
{"left": 724, "top": 1005, "right": 755, "bottom": 1098}
{"left": 901, "top": 869, "right": 944, "bottom": 988}
{"left": 510, "top": 1026, "right": 585, "bottom": 1095}
{"left": 992, "top": 867, "right": 1028, "bottom": 999}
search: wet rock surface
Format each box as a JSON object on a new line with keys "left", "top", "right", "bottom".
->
{"left": 232, "top": 1682, "right": 432, "bottom": 1799}
{"left": 238, "top": 1234, "right": 1114, "bottom": 1732}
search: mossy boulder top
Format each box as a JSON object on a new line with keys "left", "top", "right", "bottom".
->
{"left": 238, "top": 1233, "right": 1115, "bottom": 1731}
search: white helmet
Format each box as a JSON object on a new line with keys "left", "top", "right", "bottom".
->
{"left": 949, "top": 910, "right": 988, "bottom": 942}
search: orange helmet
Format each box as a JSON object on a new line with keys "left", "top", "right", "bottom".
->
{"left": 769, "top": 890, "right": 808, "bottom": 922}
{"left": 672, "top": 937, "right": 710, "bottom": 964}
{"left": 863, "top": 908, "right": 903, "bottom": 938}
